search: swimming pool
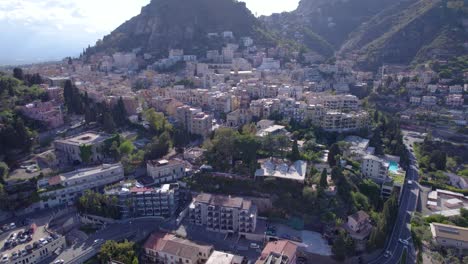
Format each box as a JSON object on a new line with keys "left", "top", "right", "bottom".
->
{"left": 389, "top": 161, "right": 399, "bottom": 173}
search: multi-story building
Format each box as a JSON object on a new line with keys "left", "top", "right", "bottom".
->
{"left": 37, "top": 163, "right": 124, "bottom": 208}
{"left": 206, "top": 250, "right": 244, "bottom": 264}
{"left": 446, "top": 94, "right": 464, "bottom": 107}
{"left": 422, "top": 96, "right": 437, "bottom": 106}
{"left": 21, "top": 101, "right": 64, "bottom": 129}
{"left": 226, "top": 108, "right": 252, "bottom": 128}
{"left": 54, "top": 132, "right": 112, "bottom": 165}
{"left": 361, "top": 155, "right": 389, "bottom": 183}
{"left": 320, "top": 111, "right": 369, "bottom": 132}
{"left": 106, "top": 182, "right": 182, "bottom": 219}
{"left": 147, "top": 159, "right": 185, "bottom": 184}
{"left": 189, "top": 193, "right": 257, "bottom": 234}
{"left": 144, "top": 232, "right": 213, "bottom": 264}
{"left": 256, "top": 240, "right": 298, "bottom": 264}
{"left": 191, "top": 112, "right": 213, "bottom": 138}
{"left": 430, "top": 223, "right": 468, "bottom": 250}
{"left": 176, "top": 105, "right": 212, "bottom": 138}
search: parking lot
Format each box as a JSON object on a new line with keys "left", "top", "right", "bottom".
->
{"left": 0, "top": 222, "right": 51, "bottom": 260}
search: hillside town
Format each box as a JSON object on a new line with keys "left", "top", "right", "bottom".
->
{"left": 0, "top": 25, "right": 467, "bottom": 264}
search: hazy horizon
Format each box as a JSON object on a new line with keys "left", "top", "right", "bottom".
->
{"left": 0, "top": 0, "right": 300, "bottom": 66}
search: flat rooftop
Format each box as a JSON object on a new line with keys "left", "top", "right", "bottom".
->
{"left": 61, "top": 163, "right": 122, "bottom": 182}
{"left": 55, "top": 132, "right": 111, "bottom": 146}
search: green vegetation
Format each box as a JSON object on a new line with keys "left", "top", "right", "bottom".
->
{"left": 77, "top": 190, "right": 121, "bottom": 219}
{"left": 0, "top": 74, "right": 43, "bottom": 157}
{"left": 79, "top": 144, "right": 93, "bottom": 164}
{"left": 415, "top": 136, "right": 468, "bottom": 194}
{"left": 98, "top": 240, "right": 139, "bottom": 264}
{"left": 332, "top": 230, "right": 355, "bottom": 261}
{"left": 65, "top": 80, "right": 129, "bottom": 133}
{"left": 368, "top": 191, "right": 399, "bottom": 250}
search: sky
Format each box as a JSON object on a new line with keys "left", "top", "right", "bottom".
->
{"left": 0, "top": 0, "right": 300, "bottom": 65}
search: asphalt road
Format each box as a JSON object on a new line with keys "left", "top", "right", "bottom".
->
{"left": 368, "top": 136, "right": 420, "bottom": 264}
{"left": 52, "top": 218, "right": 165, "bottom": 263}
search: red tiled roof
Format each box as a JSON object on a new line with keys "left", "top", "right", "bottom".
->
{"left": 259, "top": 240, "right": 298, "bottom": 261}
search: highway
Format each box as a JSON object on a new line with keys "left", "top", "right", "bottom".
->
{"left": 368, "top": 135, "right": 420, "bottom": 264}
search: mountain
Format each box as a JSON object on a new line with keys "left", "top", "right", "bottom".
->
{"left": 86, "top": 0, "right": 278, "bottom": 58}
{"left": 262, "top": 0, "right": 467, "bottom": 70}
{"left": 340, "top": 0, "right": 467, "bottom": 70}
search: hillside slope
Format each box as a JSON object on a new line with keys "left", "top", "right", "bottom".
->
{"left": 340, "top": 0, "right": 467, "bottom": 70}
{"left": 87, "top": 0, "right": 276, "bottom": 58}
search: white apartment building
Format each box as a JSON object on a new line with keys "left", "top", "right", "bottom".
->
{"left": 37, "top": 163, "right": 124, "bottom": 208}
{"left": 361, "top": 155, "right": 389, "bottom": 183}
{"left": 54, "top": 132, "right": 112, "bottom": 165}
{"left": 189, "top": 193, "right": 257, "bottom": 234}
{"left": 258, "top": 58, "right": 280, "bottom": 70}
{"left": 422, "top": 96, "right": 437, "bottom": 106}
{"left": 446, "top": 94, "right": 464, "bottom": 107}
{"left": 147, "top": 159, "right": 185, "bottom": 184}
{"left": 320, "top": 111, "right": 369, "bottom": 132}
{"left": 305, "top": 94, "right": 359, "bottom": 111}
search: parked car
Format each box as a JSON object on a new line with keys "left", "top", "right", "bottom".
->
{"left": 53, "top": 260, "right": 64, "bottom": 264}
{"left": 249, "top": 243, "right": 260, "bottom": 249}
{"left": 1, "top": 254, "right": 9, "bottom": 263}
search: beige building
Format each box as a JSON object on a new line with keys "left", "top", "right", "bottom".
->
{"left": 227, "top": 108, "right": 253, "bottom": 128}
{"left": 147, "top": 159, "right": 185, "bottom": 184}
{"left": 320, "top": 111, "right": 369, "bottom": 132}
{"left": 144, "top": 232, "right": 213, "bottom": 264}
{"left": 176, "top": 105, "right": 212, "bottom": 138}
{"left": 430, "top": 223, "right": 468, "bottom": 250}
{"left": 189, "top": 193, "right": 257, "bottom": 234}
{"left": 54, "top": 132, "right": 112, "bottom": 165}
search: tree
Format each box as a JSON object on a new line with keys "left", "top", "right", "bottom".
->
{"left": 99, "top": 240, "right": 137, "bottom": 264}
{"left": 103, "top": 112, "right": 116, "bottom": 133}
{"left": 290, "top": 140, "right": 301, "bottom": 161}
{"left": 332, "top": 231, "right": 346, "bottom": 261}
{"left": 13, "top": 68, "right": 23, "bottom": 80}
{"left": 119, "top": 140, "right": 135, "bottom": 156}
{"left": 63, "top": 80, "right": 73, "bottom": 111}
{"left": 320, "top": 169, "right": 328, "bottom": 188}
{"left": 145, "top": 109, "right": 172, "bottom": 135}
{"left": 145, "top": 132, "right": 172, "bottom": 160}
{"left": 79, "top": 144, "right": 93, "bottom": 164}
{"left": 429, "top": 150, "right": 446, "bottom": 171}
{"left": 204, "top": 128, "right": 238, "bottom": 171}
{"left": 0, "top": 162, "right": 9, "bottom": 183}
{"left": 112, "top": 97, "right": 128, "bottom": 127}
{"left": 328, "top": 143, "right": 341, "bottom": 167}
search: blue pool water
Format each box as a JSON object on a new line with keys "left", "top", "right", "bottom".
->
{"left": 389, "top": 161, "right": 399, "bottom": 173}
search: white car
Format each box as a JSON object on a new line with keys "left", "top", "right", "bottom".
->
{"left": 249, "top": 243, "right": 260, "bottom": 249}
{"left": 0, "top": 254, "right": 8, "bottom": 263}
{"left": 53, "top": 259, "right": 65, "bottom": 264}
{"left": 384, "top": 250, "right": 392, "bottom": 258}
{"left": 398, "top": 238, "right": 409, "bottom": 246}
{"left": 93, "top": 239, "right": 104, "bottom": 245}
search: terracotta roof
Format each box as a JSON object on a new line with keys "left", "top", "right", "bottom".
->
{"left": 258, "top": 240, "right": 298, "bottom": 263}
{"left": 144, "top": 232, "right": 212, "bottom": 260}
{"left": 48, "top": 175, "right": 64, "bottom": 186}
